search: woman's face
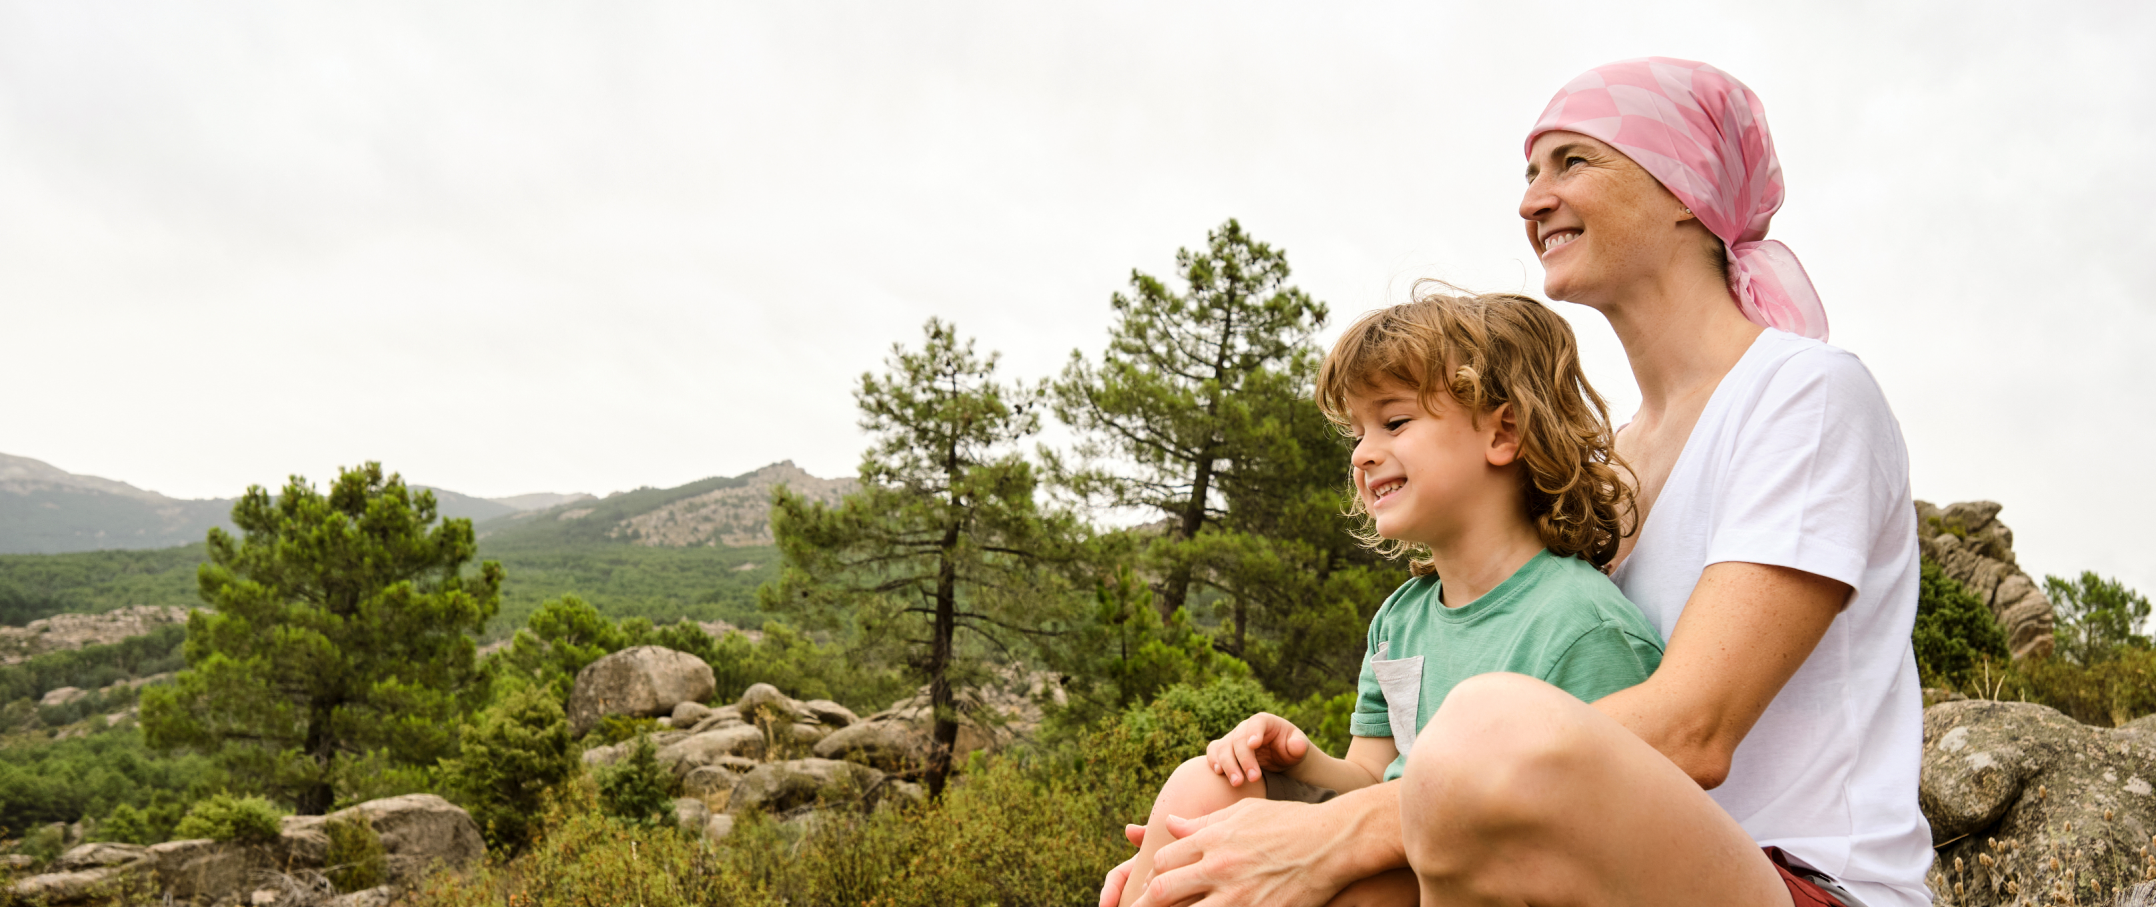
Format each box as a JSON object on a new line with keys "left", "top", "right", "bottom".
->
{"left": 1519, "top": 130, "right": 1700, "bottom": 308}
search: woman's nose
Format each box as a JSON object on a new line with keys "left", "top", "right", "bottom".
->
{"left": 1519, "top": 176, "right": 1557, "bottom": 222}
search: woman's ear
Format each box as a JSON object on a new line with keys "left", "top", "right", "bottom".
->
{"left": 1486, "top": 403, "right": 1522, "bottom": 467}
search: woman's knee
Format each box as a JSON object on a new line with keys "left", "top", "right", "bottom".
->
{"left": 1399, "top": 674, "right": 1597, "bottom": 855}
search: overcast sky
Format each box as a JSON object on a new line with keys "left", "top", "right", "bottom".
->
{"left": 2, "top": 1, "right": 2151, "bottom": 593}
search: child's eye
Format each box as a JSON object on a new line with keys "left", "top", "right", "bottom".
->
{"left": 1385, "top": 417, "right": 1410, "bottom": 431}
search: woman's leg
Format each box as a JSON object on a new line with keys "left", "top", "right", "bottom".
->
{"left": 1398, "top": 673, "right": 1794, "bottom": 907}
{"left": 1120, "top": 755, "right": 1269, "bottom": 907}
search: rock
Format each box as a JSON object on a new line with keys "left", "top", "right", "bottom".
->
{"left": 282, "top": 794, "right": 485, "bottom": 885}
{"left": 0, "top": 605, "right": 190, "bottom": 666}
{"left": 38, "top": 686, "right": 87, "bottom": 707}
{"left": 683, "top": 765, "right": 741, "bottom": 810}
{"left": 328, "top": 885, "right": 397, "bottom": 907}
{"left": 1922, "top": 700, "right": 2156, "bottom": 904}
{"left": 657, "top": 725, "right": 767, "bottom": 775}
{"left": 1915, "top": 500, "right": 2056, "bottom": 660}
{"left": 150, "top": 839, "right": 245, "bottom": 903}
{"left": 673, "top": 797, "right": 711, "bottom": 833}
{"left": 10, "top": 846, "right": 158, "bottom": 904}
{"left": 53, "top": 842, "right": 150, "bottom": 871}
{"left": 672, "top": 701, "right": 714, "bottom": 725}
{"left": 785, "top": 723, "right": 830, "bottom": 747}
{"left": 0, "top": 854, "right": 34, "bottom": 871}
{"left": 813, "top": 720, "right": 930, "bottom": 773}
{"left": 9, "top": 859, "right": 154, "bottom": 903}
{"left": 875, "top": 780, "right": 928, "bottom": 811}
{"left": 690, "top": 706, "right": 746, "bottom": 733}
{"left": 567, "top": 646, "right": 717, "bottom": 737}
{"left": 728, "top": 759, "right": 886, "bottom": 816}
{"left": 799, "top": 700, "right": 858, "bottom": 728}
{"left": 736, "top": 683, "right": 801, "bottom": 721}
{"left": 702, "top": 813, "right": 736, "bottom": 843}
{"left": 251, "top": 888, "right": 279, "bottom": 905}
{"left": 579, "top": 730, "right": 691, "bottom": 768}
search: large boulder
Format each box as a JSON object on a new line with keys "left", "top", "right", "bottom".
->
{"left": 149, "top": 839, "right": 246, "bottom": 903}
{"left": 657, "top": 725, "right": 767, "bottom": 775}
{"left": 9, "top": 843, "right": 155, "bottom": 903}
{"left": 736, "top": 682, "right": 803, "bottom": 721}
{"left": 1916, "top": 501, "right": 2056, "bottom": 660}
{"left": 813, "top": 720, "right": 930, "bottom": 773}
{"left": 728, "top": 758, "right": 886, "bottom": 816}
{"left": 799, "top": 700, "right": 858, "bottom": 728}
{"left": 672, "top": 797, "right": 711, "bottom": 834}
{"left": 281, "top": 794, "right": 486, "bottom": 886}
{"left": 567, "top": 646, "right": 717, "bottom": 737}
{"left": 1922, "top": 700, "right": 2156, "bottom": 904}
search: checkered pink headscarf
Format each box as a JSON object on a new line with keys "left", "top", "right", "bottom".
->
{"left": 1527, "top": 58, "right": 1826, "bottom": 340}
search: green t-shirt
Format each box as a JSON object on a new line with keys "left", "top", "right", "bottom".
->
{"left": 1352, "top": 549, "right": 1664, "bottom": 781}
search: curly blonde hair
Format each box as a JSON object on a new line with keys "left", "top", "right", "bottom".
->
{"left": 1315, "top": 284, "right": 1636, "bottom": 573}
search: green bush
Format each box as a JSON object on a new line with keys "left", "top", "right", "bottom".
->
{"left": 443, "top": 683, "right": 579, "bottom": 851}
{"left": 172, "top": 793, "right": 286, "bottom": 843}
{"left": 324, "top": 815, "right": 388, "bottom": 893}
{"left": 595, "top": 737, "right": 676, "bottom": 827}
{"left": 94, "top": 793, "right": 188, "bottom": 845}
{"left": 1913, "top": 559, "right": 2009, "bottom": 688}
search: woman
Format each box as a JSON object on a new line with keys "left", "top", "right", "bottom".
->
{"left": 1104, "top": 58, "right": 1929, "bottom": 907}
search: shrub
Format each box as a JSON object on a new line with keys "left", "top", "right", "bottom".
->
{"left": 324, "top": 815, "right": 388, "bottom": 893}
{"left": 95, "top": 794, "right": 188, "bottom": 845}
{"left": 595, "top": 737, "right": 676, "bottom": 827}
{"left": 1913, "top": 559, "right": 2009, "bottom": 688}
{"left": 442, "top": 683, "right": 579, "bottom": 851}
{"left": 172, "top": 792, "right": 286, "bottom": 843}
{"left": 2049, "top": 571, "right": 2153, "bottom": 667}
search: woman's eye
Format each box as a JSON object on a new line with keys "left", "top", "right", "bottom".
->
{"left": 1565, "top": 155, "right": 1588, "bottom": 169}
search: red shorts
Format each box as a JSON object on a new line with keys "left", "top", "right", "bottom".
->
{"left": 1765, "top": 847, "right": 1849, "bottom": 907}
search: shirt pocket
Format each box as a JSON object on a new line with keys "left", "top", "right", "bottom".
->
{"left": 1370, "top": 639, "right": 1426, "bottom": 758}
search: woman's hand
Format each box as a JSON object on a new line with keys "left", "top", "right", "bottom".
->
{"left": 1097, "top": 824, "right": 1147, "bottom": 907}
{"left": 1207, "top": 712, "right": 1310, "bottom": 788}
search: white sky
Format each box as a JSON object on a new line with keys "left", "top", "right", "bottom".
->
{"left": 2, "top": 2, "right": 2152, "bottom": 593}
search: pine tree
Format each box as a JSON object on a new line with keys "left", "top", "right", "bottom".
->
{"left": 763, "top": 319, "right": 1074, "bottom": 797}
{"left": 1052, "top": 219, "right": 1329, "bottom": 621}
{"left": 141, "top": 463, "right": 501, "bottom": 814}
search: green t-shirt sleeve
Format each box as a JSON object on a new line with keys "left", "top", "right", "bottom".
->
{"left": 1350, "top": 607, "right": 1393, "bottom": 738}
{"left": 1540, "top": 623, "right": 1663, "bottom": 704}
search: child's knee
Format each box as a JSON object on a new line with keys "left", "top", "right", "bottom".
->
{"left": 1150, "top": 755, "right": 1258, "bottom": 821}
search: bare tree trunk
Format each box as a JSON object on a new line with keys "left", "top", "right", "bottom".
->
{"left": 1158, "top": 451, "right": 1214, "bottom": 620}
{"left": 299, "top": 706, "right": 335, "bottom": 815}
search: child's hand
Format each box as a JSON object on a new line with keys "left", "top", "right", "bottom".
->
{"left": 1205, "top": 712, "right": 1311, "bottom": 788}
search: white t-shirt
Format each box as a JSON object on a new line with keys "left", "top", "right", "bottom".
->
{"left": 1611, "top": 329, "right": 1932, "bottom": 907}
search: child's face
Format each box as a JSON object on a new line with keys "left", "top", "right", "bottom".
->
{"left": 1345, "top": 379, "right": 1520, "bottom": 548}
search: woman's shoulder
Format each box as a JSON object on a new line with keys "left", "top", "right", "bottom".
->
{"left": 1745, "top": 330, "right": 1892, "bottom": 407}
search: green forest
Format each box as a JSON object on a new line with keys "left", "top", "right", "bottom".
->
{"left": 3, "top": 221, "right": 2151, "bottom": 905}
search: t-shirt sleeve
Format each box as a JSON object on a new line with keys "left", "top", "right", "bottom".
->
{"left": 1350, "top": 609, "right": 1393, "bottom": 738}
{"left": 1541, "top": 624, "right": 1661, "bottom": 703}
{"left": 1706, "top": 348, "right": 1908, "bottom": 595}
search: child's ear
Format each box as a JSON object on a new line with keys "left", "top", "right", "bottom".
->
{"left": 1486, "top": 403, "right": 1522, "bottom": 467}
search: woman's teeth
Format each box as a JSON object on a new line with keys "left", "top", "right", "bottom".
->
{"left": 1542, "top": 231, "right": 1578, "bottom": 253}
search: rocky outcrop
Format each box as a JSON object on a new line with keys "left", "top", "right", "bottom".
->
{"left": 608, "top": 461, "right": 853, "bottom": 548}
{"left": 727, "top": 759, "right": 887, "bottom": 816}
{"left": 657, "top": 725, "right": 767, "bottom": 775}
{"left": 10, "top": 795, "right": 482, "bottom": 904}
{"left": 567, "top": 646, "right": 717, "bottom": 737}
{"left": 1922, "top": 700, "right": 2156, "bottom": 904}
{"left": 1917, "top": 501, "right": 2056, "bottom": 660}
{"left": 0, "top": 605, "right": 190, "bottom": 665}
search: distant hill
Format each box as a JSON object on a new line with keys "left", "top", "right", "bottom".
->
{"left": 0, "top": 453, "right": 589, "bottom": 555}
{"left": 477, "top": 461, "right": 852, "bottom": 550}
{"left": 1, "top": 457, "right": 854, "bottom": 637}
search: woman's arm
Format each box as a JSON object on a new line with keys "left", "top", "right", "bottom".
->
{"left": 1592, "top": 561, "right": 1850, "bottom": 788}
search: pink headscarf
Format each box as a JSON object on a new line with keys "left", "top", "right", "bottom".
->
{"left": 1527, "top": 58, "right": 1827, "bottom": 340}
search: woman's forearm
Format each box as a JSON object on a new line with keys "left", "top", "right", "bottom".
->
{"left": 1305, "top": 781, "right": 1411, "bottom": 885}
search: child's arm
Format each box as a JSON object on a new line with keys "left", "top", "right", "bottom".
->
{"left": 1280, "top": 734, "right": 1396, "bottom": 793}
{"left": 1204, "top": 714, "right": 1398, "bottom": 794}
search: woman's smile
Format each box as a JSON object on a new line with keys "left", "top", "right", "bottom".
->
{"left": 1538, "top": 228, "right": 1581, "bottom": 258}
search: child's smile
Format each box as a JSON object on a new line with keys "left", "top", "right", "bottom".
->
{"left": 1346, "top": 380, "right": 1523, "bottom": 551}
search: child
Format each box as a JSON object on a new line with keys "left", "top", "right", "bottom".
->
{"left": 1115, "top": 288, "right": 1665, "bottom": 907}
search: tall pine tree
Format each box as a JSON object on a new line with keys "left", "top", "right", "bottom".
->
{"left": 1052, "top": 219, "right": 1329, "bottom": 621}
{"left": 762, "top": 319, "right": 1074, "bottom": 797}
{"left": 142, "top": 463, "right": 501, "bottom": 814}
